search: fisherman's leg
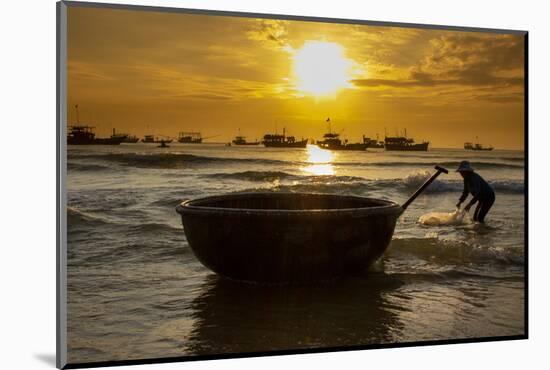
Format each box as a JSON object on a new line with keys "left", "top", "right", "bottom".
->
{"left": 473, "top": 202, "right": 482, "bottom": 222}
{"left": 477, "top": 194, "right": 495, "bottom": 223}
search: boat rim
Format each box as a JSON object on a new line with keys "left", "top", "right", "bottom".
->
{"left": 176, "top": 192, "right": 403, "bottom": 217}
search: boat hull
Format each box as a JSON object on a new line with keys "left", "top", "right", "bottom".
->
{"left": 233, "top": 142, "right": 260, "bottom": 146}
{"left": 176, "top": 192, "right": 402, "bottom": 283}
{"left": 263, "top": 139, "right": 308, "bottom": 148}
{"left": 122, "top": 138, "right": 140, "bottom": 143}
{"left": 142, "top": 139, "right": 174, "bottom": 144}
{"left": 178, "top": 139, "right": 202, "bottom": 144}
{"left": 385, "top": 142, "right": 429, "bottom": 151}
{"left": 317, "top": 143, "right": 369, "bottom": 151}
{"left": 67, "top": 137, "right": 125, "bottom": 145}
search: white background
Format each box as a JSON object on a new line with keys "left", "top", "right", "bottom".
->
{"left": 0, "top": 0, "right": 547, "bottom": 369}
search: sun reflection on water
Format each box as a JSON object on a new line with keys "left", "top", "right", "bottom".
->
{"left": 302, "top": 145, "right": 335, "bottom": 176}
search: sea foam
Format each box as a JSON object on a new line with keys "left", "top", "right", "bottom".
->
{"left": 418, "top": 208, "right": 470, "bottom": 226}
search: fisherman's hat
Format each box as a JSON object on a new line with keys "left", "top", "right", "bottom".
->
{"left": 456, "top": 160, "right": 474, "bottom": 172}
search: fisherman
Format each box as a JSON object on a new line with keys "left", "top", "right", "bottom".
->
{"left": 455, "top": 161, "right": 495, "bottom": 223}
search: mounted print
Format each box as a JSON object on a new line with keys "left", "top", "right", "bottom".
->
{"left": 57, "top": 1, "right": 527, "bottom": 368}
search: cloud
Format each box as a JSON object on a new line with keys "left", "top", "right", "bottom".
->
{"left": 351, "top": 33, "right": 524, "bottom": 103}
{"left": 412, "top": 34, "right": 524, "bottom": 86}
{"left": 246, "top": 19, "right": 291, "bottom": 50}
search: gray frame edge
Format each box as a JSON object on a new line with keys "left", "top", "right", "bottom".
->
{"left": 57, "top": 1, "right": 68, "bottom": 368}
{"left": 63, "top": 0, "right": 527, "bottom": 35}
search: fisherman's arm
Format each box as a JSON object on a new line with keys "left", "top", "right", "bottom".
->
{"left": 456, "top": 180, "right": 469, "bottom": 207}
{"left": 464, "top": 175, "right": 482, "bottom": 211}
{"left": 464, "top": 195, "right": 479, "bottom": 212}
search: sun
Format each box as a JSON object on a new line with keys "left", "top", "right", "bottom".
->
{"left": 292, "top": 41, "right": 353, "bottom": 97}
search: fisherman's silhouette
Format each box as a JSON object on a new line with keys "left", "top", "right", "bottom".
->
{"left": 455, "top": 161, "right": 495, "bottom": 223}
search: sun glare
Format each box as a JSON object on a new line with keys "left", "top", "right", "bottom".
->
{"left": 293, "top": 41, "right": 353, "bottom": 97}
{"left": 302, "top": 144, "right": 335, "bottom": 176}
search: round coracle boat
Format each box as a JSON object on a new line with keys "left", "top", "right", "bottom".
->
{"left": 176, "top": 166, "right": 448, "bottom": 283}
{"left": 176, "top": 192, "right": 402, "bottom": 283}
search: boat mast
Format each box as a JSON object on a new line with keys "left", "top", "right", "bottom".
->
{"left": 75, "top": 104, "right": 80, "bottom": 124}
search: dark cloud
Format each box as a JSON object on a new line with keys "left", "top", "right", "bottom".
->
{"left": 353, "top": 33, "right": 524, "bottom": 91}
{"left": 247, "top": 19, "right": 290, "bottom": 48}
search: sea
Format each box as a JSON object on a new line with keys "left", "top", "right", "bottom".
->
{"left": 66, "top": 143, "right": 525, "bottom": 364}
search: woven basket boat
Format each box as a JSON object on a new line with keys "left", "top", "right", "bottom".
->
{"left": 176, "top": 166, "right": 447, "bottom": 283}
{"left": 176, "top": 192, "right": 401, "bottom": 283}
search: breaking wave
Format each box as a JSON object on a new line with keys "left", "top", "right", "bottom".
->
{"left": 67, "top": 206, "right": 112, "bottom": 229}
{"left": 388, "top": 237, "right": 524, "bottom": 266}
{"left": 402, "top": 170, "right": 524, "bottom": 194}
{"left": 205, "top": 171, "right": 365, "bottom": 183}
{"left": 229, "top": 170, "right": 524, "bottom": 195}
{"left": 418, "top": 209, "right": 470, "bottom": 226}
{"left": 69, "top": 153, "right": 288, "bottom": 169}
{"left": 358, "top": 160, "right": 523, "bottom": 169}
{"left": 68, "top": 152, "right": 524, "bottom": 171}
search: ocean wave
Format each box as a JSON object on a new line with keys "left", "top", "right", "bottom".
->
{"left": 391, "top": 269, "right": 524, "bottom": 283}
{"left": 67, "top": 206, "right": 110, "bottom": 227}
{"left": 237, "top": 174, "right": 524, "bottom": 195}
{"left": 68, "top": 162, "right": 111, "bottom": 172}
{"left": 69, "top": 152, "right": 523, "bottom": 171}
{"left": 402, "top": 170, "right": 524, "bottom": 194}
{"left": 353, "top": 160, "right": 523, "bottom": 170}
{"left": 207, "top": 170, "right": 523, "bottom": 194}
{"left": 150, "top": 198, "right": 190, "bottom": 208}
{"left": 81, "top": 240, "right": 191, "bottom": 266}
{"left": 68, "top": 206, "right": 182, "bottom": 235}
{"left": 128, "top": 222, "right": 181, "bottom": 234}
{"left": 258, "top": 182, "right": 378, "bottom": 196}
{"left": 205, "top": 171, "right": 365, "bottom": 183}
{"left": 205, "top": 171, "right": 297, "bottom": 182}
{"left": 388, "top": 237, "right": 524, "bottom": 266}
{"left": 69, "top": 153, "right": 287, "bottom": 169}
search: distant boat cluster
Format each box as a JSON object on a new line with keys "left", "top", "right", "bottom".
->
{"left": 464, "top": 142, "right": 494, "bottom": 151}
{"left": 67, "top": 107, "right": 494, "bottom": 151}
{"left": 67, "top": 125, "right": 432, "bottom": 151}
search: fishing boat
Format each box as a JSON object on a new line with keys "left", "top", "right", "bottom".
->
{"left": 233, "top": 136, "right": 260, "bottom": 145}
{"left": 176, "top": 166, "right": 448, "bottom": 283}
{"left": 142, "top": 134, "right": 173, "bottom": 144}
{"left": 316, "top": 132, "right": 368, "bottom": 151}
{"left": 122, "top": 136, "right": 140, "bottom": 143}
{"left": 363, "top": 134, "right": 384, "bottom": 149}
{"left": 67, "top": 125, "right": 126, "bottom": 145}
{"left": 178, "top": 131, "right": 220, "bottom": 143}
{"left": 464, "top": 142, "right": 494, "bottom": 151}
{"left": 67, "top": 106, "right": 126, "bottom": 145}
{"left": 384, "top": 129, "right": 429, "bottom": 151}
{"left": 262, "top": 128, "right": 308, "bottom": 148}
{"left": 317, "top": 132, "right": 369, "bottom": 151}
{"left": 111, "top": 129, "right": 139, "bottom": 143}
{"left": 178, "top": 132, "right": 202, "bottom": 144}
{"left": 316, "top": 118, "right": 368, "bottom": 151}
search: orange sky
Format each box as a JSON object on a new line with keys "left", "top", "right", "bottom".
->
{"left": 67, "top": 6, "right": 525, "bottom": 149}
